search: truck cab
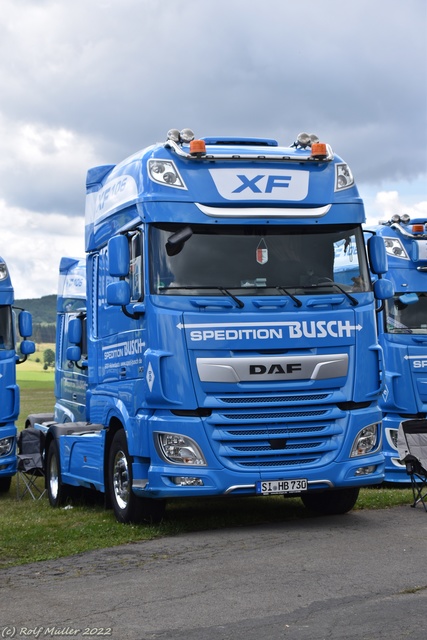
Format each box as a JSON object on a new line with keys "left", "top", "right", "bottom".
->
{"left": 370, "top": 215, "right": 427, "bottom": 482}
{"left": 0, "top": 256, "right": 35, "bottom": 492}
{"left": 33, "top": 130, "right": 392, "bottom": 522}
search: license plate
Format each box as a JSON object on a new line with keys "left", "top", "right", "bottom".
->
{"left": 256, "top": 479, "right": 308, "bottom": 495}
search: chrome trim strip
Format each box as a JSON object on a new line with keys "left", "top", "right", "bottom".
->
{"left": 132, "top": 479, "right": 149, "bottom": 490}
{"left": 390, "top": 222, "right": 427, "bottom": 239}
{"left": 195, "top": 203, "right": 331, "bottom": 218}
{"left": 197, "top": 354, "right": 348, "bottom": 383}
{"left": 308, "top": 479, "right": 334, "bottom": 488}
{"left": 224, "top": 484, "right": 256, "bottom": 494}
{"left": 165, "top": 140, "right": 333, "bottom": 162}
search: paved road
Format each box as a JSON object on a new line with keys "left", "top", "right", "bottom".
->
{"left": 1, "top": 505, "right": 426, "bottom": 640}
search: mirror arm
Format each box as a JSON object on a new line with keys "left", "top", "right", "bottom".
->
{"left": 121, "top": 305, "right": 143, "bottom": 320}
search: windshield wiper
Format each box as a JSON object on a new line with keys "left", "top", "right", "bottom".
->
{"left": 158, "top": 285, "right": 244, "bottom": 308}
{"left": 274, "top": 286, "right": 302, "bottom": 308}
{"left": 314, "top": 280, "right": 359, "bottom": 306}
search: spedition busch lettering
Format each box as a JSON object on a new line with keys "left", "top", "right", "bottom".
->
{"left": 188, "top": 320, "right": 361, "bottom": 342}
{"left": 103, "top": 339, "right": 144, "bottom": 360}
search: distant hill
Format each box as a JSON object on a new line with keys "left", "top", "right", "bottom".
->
{"left": 15, "top": 294, "right": 56, "bottom": 324}
{"left": 15, "top": 295, "right": 56, "bottom": 343}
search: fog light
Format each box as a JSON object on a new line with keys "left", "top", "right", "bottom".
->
{"left": 171, "top": 477, "right": 204, "bottom": 486}
{"left": 355, "top": 465, "right": 376, "bottom": 476}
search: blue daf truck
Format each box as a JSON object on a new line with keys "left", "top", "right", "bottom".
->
{"left": 28, "top": 129, "right": 393, "bottom": 522}
{"left": 366, "top": 215, "right": 427, "bottom": 483}
{"left": 0, "top": 256, "right": 35, "bottom": 492}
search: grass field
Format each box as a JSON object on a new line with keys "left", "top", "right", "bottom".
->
{"left": 0, "top": 346, "right": 414, "bottom": 568}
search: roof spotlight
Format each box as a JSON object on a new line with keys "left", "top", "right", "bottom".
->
{"left": 400, "top": 214, "right": 410, "bottom": 224}
{"left": 167, "top": 129, "right": 180, "bottom": 143}
{"left": 309, "top": 133, "right": 319, "bottom": 144}
{"left": 180, "top": 128, "right": 195, "bottom": 143}
{"left": 391, "top": 214, "right": 401, "bottom": 224}
{"left": 296, "top": 132, "right": 311, "bottom": 148}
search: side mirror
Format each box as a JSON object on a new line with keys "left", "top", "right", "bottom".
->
{"left": 107, "top": 281, "right": 131, "bottom": 306}
{"left": 68, "top": 317, "right": 82, "bottom": 345}
{"left": 166, "top": 226, "right": 193, "bottom": 257}
{"left": 67, "top": 345, "right": 81, "bottom": 362}
{"left": 108, "top": 235, "right": 130, "bottom": 277}
{"left": 399, "top": 292, "right": 419, "bottom": 305}
{"left": 368, "top": 235, "right": 388, "bottom": 275}
{"left": 18, "top": 310, "right": 33, "bottom": 339}
{"left": 374, "top": 278, "right": 394, "bottom": 300}
{"left": 20, "top": 340, "right": 35, "bottom": 356}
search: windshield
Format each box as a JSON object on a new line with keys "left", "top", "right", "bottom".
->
{"left": 150, "top": 223, "right": 371, "bottom": 296}
{"left": 385, "top": 294, "right": 427, "bottom": 334}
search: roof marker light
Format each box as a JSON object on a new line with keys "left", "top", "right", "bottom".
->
{"left": 190, "top": 139, "right": 206, "bottom": 156}
{"left": 310, "top": 142, "right": 328, "bottom": 159}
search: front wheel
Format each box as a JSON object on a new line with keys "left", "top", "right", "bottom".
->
{"left": 301, "top": 487, "right": 360, "bottom": 515}
{"left": 108, "top": 430, "right": 165, "bottom": 524}
{"left": 46, "top": 441, "right": 70, "bottom": 507}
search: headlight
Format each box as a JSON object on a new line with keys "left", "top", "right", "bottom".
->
{"left": 350, "top": 423, "right": 380, "bottom": 457}
{"left": 335, "top": 163, "right": 355, "bottom": 191}
{"left": 0, "top": 263, "right": 8, "bottom": 281}
{"left": 0, "top": 437, "right": 14, "bottom": 457}
{"left": 383, "top": 237, "right": 409, "bottom": 259}
{"left": 156, "top": 433, "right": 207, "bottom": 466}
{"left": 148, "top": 159, "right": 187, "bottom": 190}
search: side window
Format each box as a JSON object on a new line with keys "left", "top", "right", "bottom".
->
{"left": 129, "top": 231, "right": 144, "bottom": 302}
{"left": 0, "top": 306, "right": 13, "bottom": 350}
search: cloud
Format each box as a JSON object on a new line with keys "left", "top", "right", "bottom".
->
{"left": 0, "top": 114, "right": 102, "bottom": 214}
{"left": 0, "top": 199, "right": 84, "bottom": 299}
{"left": 0, "top": 0, "right": 425, "bottom": 296}
{"left": 373, "top": 191, "right": 427, "bottom": 220}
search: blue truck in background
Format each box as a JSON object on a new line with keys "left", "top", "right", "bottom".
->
{"left": 0, "top": 256, "right": 35, "bottom": 492}
{"left": 366, "top": 215, "right": 427, "bottom": 483}
{"left": 28, "top": 129, "right": 393, "bottom": 522}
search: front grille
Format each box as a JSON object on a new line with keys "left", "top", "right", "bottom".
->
{"left": 205, "top": 402, "right": 343, "bottom": 470}
{"left": 220, "top": 393, "right": 329, "bottom": 404}
{"left": 228, "top": 410, "right": 327, "bottom": 420}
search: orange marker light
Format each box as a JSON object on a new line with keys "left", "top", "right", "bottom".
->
{"left": 310, "top": 142, "right": 328, "bottom": 158}
{"left": 412, "top": 224, "right": 424, "bottom": 233}
{"left": 190, "top": 139, "right": 206, "bottom": 156}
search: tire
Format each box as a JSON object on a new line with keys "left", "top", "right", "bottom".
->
{"left": 301, "top": 487, "right": 360, "bottom": 515}
{"left": 108, "top": 430, "right": 165, "bottom": 524}
{"left": 0, "top": 476, "right": 12, "bottom": 493}
{"left": 46, "top": 441, "right": 70, "bottom": 507}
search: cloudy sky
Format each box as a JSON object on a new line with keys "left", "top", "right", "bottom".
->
{"left": 1, "top": 0, "right": 426, "bottom": 299}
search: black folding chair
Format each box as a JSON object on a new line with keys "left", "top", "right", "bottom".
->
{"left": 397, "top": 419, "right": 427, "bottom": 512}
{"left": 16, "top": 427, "right": 46, "bottom": 501}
